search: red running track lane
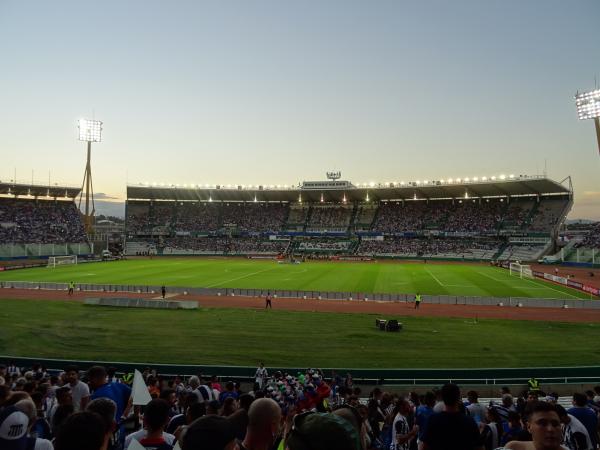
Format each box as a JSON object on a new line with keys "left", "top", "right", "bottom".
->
{"left": 1, "top": 288, "right": 600, "bottom": 323}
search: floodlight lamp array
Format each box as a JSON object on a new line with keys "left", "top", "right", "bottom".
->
{"left": 575, "top": 89, "right": 600, "bottom": 120}
{"left": 78, "top": 119, "right": 103, "bottom": 142}
{"left": 137, "top": 174, "right": 527, "bottom": 191}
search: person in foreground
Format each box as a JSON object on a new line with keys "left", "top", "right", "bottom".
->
{"left": 420, "top": 383, "right": 483, "bottom": 450}
{"left": 501, "top": 401, "right": 568, "bottom": 450}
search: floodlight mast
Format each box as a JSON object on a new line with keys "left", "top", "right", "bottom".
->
{"left": 575, "top": 89, "right": 600, "bottom": 157}
{"left": 77, "top": 119, "right": 102, "bottom": 234}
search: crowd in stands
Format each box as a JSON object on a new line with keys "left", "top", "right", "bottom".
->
{"left": 528, "top": 199, "right": 569, "bottom": 233}
{"left": 2, "top": 362, "right": 600, "bottom": 450}
{"left": 296, "top": 240, "right": 351, "bottom": 251}
{"left": 162, "top": 237, "right": 288, "bottom": 254}
{"left": 357, "top": 238, "right": 501, "bottom": 256}
{"left": 307, "top": 206, "right": 353, "bottom": 229}
{"left": 0, "top": 199, "right": 87, "bottom": 244}
{"left": 373, "top": 201, "right": 505, "bottom": 234}
{"left": 127, "top": 197, "right": 569, "bottom": 239}
{"left": 578, "top": 223, "right": 600, "bottom": 249}
{"left": 127, "top": 202, "right": 288, "bottom": 235}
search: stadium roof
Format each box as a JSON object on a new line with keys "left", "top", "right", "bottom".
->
{"left": 0, "top": 182, "right": 81, "bottom": 199}
{"left": 127, "top": 175, "right": 571, "bottom": 203}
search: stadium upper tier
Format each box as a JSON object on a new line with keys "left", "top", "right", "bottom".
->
{"left": 126, "top": 175, "right": 571, "bottom": 235}
{"left": 0, "top": 181, "right": 81, "bottom": 199}
{"left": 127, "top": 174, "right": 569, "bottom": 203}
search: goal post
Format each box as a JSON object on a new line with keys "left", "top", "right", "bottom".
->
{"left": 47, "top": 255, "right": 78, "bottom": 268}
{"left": 509, "top": 262, "right": 533, "bottom": 279}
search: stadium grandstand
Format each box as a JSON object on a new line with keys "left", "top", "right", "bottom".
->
{"left": 125, "top": 174, "right": 573, "bottom": 262}
{"left": 0, "top": 181, "right": 92, "bottom": 260}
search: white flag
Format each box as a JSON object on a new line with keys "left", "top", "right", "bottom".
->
{"left": 131, "top": 369, "right": 152, "bottom": 406}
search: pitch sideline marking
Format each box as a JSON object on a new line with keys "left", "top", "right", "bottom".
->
{"left": 204, "top": 266, "right": 279, "bottom": 288}
{"left": 476, "top": 271, "right": 544, "bottom": 289}
{"left": 481, "top": 270, "right": 581, "bottom": 299}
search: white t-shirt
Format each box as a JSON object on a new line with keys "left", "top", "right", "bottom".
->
{"left": 125, "top": 430, "right": 176, "bottom": 449}
{"left": 34, "top": 438, "right": 54, "bottom": 450}
{"left": 467, "top": 402, "right": 487, "bottom": 424}
{"left": 70, "top": 380, "right": 90, "bottom": 412}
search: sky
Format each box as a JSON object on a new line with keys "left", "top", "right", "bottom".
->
{"left": 0, "top": 0, "right": 599, "bottom": 219}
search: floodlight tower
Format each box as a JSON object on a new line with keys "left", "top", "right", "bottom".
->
{"left": 77, "top": 118, "right": 102, "bottom": 234}
{"left": 575, "top": 88, "right": 600, "bottom": 157}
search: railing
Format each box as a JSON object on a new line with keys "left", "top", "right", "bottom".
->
{"left": 1, "top": 355, "right": 600, "bottom": 386}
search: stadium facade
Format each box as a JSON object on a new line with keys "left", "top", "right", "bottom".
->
{"left": 125, "top": 174, "right": 573, "bottom": 261}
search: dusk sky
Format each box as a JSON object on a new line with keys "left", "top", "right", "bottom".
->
{"left": 1, "top": 0, "right": 599, "bottom": 218}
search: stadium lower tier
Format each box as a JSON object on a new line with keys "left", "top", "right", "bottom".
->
{"left": 125, "top": 236, "right": 548, "bottom": 261}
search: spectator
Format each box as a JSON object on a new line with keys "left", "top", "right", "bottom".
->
{"left": 125, "top": 399, "right": 173, "bottom": 450}
{"left": 503, "top": 401, "right": 565, "bottom": 450}
{"left": 567, "top": 393, "right": 598, "bottom": 449}
{"left": 285, "top": 412, "right": 360, "bottom": 450}
{"left": 389, "top": 398, "right": 417, "bottom": 450}
{"left": 64, "top": 366, "right": 90, "bottom": 412}
{"left": 88, "top": 366, "right": 132, "bottom": 423}
{"left": 555, "top": 404, "right": 593, "bottom": 450}
{"left": 420, "top": 383, "right": 483, "bottom": 450}
{"left": 86, "top": 398, "right": 117, "bottom": 441}
{"left": 466, "top": 390, "right": 487, "bottom": 425}
{"left": 14, "top": 399, "right": 54, "bottom": 450}
{"left": 239, "top": 398, "right": 281, "bottom": 450}
{"left": 181, "top": 415, "right": 239, "bottom": 450}
{"left": 54, "top": 411, "right": 107, "bottom": 450}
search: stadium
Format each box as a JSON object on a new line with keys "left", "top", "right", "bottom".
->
{"left": 2, "top": 4, "right": 600, "bottom": 450}
{"left": 1, "top": 172, "right": 599, "bottom": 374}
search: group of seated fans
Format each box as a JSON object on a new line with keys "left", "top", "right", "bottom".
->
{"left": 161, "top": 237, "right": 289, "bottom": 254}
{"left": 0, "top": 199, "right": 87, "bottom": 244}
{"left": 2, "top": 362, "right": 600, "bottom": 450}
{"left": 357, "top": 238, "right": 500, "bottom": 256}
{"left": 127, "top": 203, "right": 287, "bottom": 235}
{"left": 578, "top": 224, "right": 600, "bottom": 250}
{"left": 125, "top": 196, "right": 568, "bottom": 257}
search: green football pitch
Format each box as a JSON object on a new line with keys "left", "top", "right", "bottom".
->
{"left": 1, "top": 299, "right": 599, "bottom": 368}
{"left": 0, "top": 258, "right": 592, "bottom": 299}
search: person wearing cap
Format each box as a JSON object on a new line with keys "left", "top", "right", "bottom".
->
{"left": 285, "top": 411, "right": 360, "bottom": 450}
{"left": 182, "top": 415, "right": 239, "bottom": 450}
{"left": 13, "top": 399, "right": 53, "bottom": 450}
{"left": 239, "top": 398, "right": 281, "bottom": 450}
{"left": 0, "top": 406, "right": 37, "bottom": 450}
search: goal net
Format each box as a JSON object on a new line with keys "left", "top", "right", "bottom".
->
{"left": 47, "top": 255, "right": 78, "bottom": 268}
{"left": 509, "top": 262, "right": 533, "bottom": 279}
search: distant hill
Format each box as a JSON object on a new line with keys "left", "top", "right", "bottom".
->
{"left": 94, "top": 201, "right": 125, "bottom": 219}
